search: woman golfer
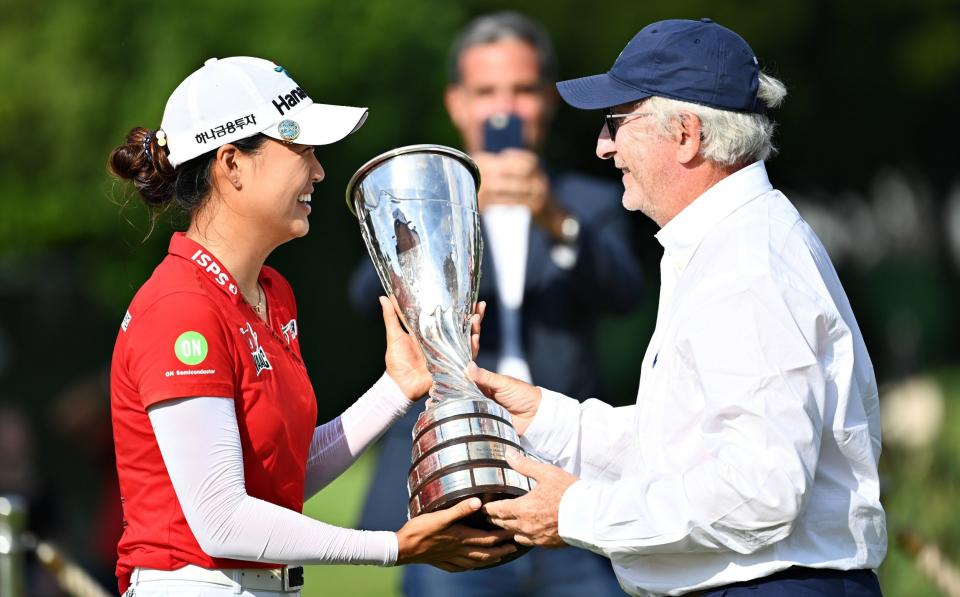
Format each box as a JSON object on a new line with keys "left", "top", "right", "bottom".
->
{"left": 108, "top": 56, "right": 510, "bottom": 596}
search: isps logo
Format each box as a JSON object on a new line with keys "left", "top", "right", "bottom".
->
{"left": 190, "top": 249, "right": 238, "bottom": 294}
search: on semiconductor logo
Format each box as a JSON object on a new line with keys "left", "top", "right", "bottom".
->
{"left": 174, "top": 331, "right": 208, "bottom": 365}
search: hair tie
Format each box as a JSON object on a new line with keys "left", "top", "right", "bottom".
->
{"left": 143, "top": 131, "right": 154, "bottom": 168}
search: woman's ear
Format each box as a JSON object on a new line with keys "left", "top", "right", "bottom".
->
{"left": 444, "top": 84, "right": 468, "bottom": 134}
{"left": 213, "top": 144, "right": 242, "bottom": 190}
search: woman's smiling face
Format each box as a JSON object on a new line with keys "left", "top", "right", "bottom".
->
{"left": 234, "top": 139, "right": 325, "bottom": 243}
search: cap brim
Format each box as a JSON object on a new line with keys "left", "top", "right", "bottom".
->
{"left": 263, "top": 103, "right": 368, "bottom": 146}
{"left": 556, "top": 73, "right": 651, "bottom": 110}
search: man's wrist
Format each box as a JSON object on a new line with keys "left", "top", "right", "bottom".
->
{"left": 557, "top": 479, "right": 593, "bottom": 550}
{"left": 535, "top": 201, "right": 580, "bottom": 245}
{"left": 558, "top": 214, "right": 580, "bottom": 244}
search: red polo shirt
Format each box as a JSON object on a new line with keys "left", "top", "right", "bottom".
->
{"left": 110, "top": 232, "right": 317, "bottom": 593}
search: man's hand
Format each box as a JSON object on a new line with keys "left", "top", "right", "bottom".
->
{"left": 473, "top": 149, "right": 550, "bottom": 216}
{"left": 467, "top": 362, "right": 541, "bottom": 435}
{"left": 396, "top": 497, "right": 517, "bottom": 572}
{"left": 473, "top": 149, "right": 576, "bottom": 243}
{"left": 483, "top": 453, "right": 578, "bottom": 548}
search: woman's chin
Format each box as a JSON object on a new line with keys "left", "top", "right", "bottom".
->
{"left": 288, "top": 220, "right": 310, "bottom": 240}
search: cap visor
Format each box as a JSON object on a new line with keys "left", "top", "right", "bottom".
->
{"left": 264, "top": 103, "right": 368, "bottom": 145}
{"left": 556, "top": 73, "right": 651, "bottom": 110}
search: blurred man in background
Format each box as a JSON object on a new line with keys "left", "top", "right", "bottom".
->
{"left": 350, "top": 10, "right": 643, "bottom": 597}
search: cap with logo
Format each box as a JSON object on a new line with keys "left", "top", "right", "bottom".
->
{"left": 159, "top": 56, "right": 368, "bottom": 168}
{"left": 556, "top": 18, "right": 762, "bottom": 113}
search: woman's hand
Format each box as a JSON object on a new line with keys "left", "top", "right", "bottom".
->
{"left": 381, "top": 296, "right": 430, "bottom": 401}
{"left": 396, "top": 498, "right": 516, "bottom": 571}
{"left": 383, "top": 297, "right": 486, "bottom": 402}
{"left": 469, "top": 301, "right": 486, "bottom": 360}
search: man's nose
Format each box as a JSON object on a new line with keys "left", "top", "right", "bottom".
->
{"left": 596, "top": 124, "right": 615, "bottom": 160}
{"left": 492, "top": 90, "right": 518, "bottom": 114}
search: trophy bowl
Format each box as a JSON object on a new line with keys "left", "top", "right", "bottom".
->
{"left": 347, "top": 145, "right": 532, "bottom": 564}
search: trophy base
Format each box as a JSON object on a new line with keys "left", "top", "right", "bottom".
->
{"left": 419, "top": 490, "right": 533, "bottom": 568}
{"left": 414, "top": 484, "right": 527, "bottom": 522}
{"left": 407, "top": 399, "right": 533, "bottom": 568}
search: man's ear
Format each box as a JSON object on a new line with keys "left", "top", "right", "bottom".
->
{"left": 674, "top": 112, "right": 703, "bottom": 165}
{"left": 444, "top": 84, "right": 467, "bottom": 131}
{"left": 213, "top": 144, "right": 242, "bottom": 190}
{"left": 541, "top": 82, "right": 559, "bottom": 122}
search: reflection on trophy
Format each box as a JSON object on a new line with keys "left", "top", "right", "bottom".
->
{"left": 346, "top": 145, "right": 533, "bottom": 540}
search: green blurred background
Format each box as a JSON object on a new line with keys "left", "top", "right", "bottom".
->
{"left": 1, "top": 0, "right": 959, "bottom": 595}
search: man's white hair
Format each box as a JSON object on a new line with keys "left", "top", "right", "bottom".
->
{"left": 644, "top": 72, "right": 787, "bottom": 167}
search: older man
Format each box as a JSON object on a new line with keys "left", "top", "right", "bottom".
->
{"left": 475, "top": 18, "right": 887, "bottom": 597}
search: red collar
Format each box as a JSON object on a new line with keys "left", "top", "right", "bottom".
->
{"left": 168, "top": 232, "right": 244, "bottom": 305}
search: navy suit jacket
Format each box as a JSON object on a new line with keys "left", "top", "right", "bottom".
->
{"left": 349, "top": 170, "right": 644, "bottom": 531}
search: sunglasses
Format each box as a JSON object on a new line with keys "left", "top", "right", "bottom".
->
{"left": 604, "top": 108, "right": 654, "bottom": 141}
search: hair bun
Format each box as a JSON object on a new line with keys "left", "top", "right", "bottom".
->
{"left": 108, "top": 127, "right": 175, "bottom": 208}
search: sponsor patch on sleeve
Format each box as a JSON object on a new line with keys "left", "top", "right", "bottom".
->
{"left": 174, "top": 331, "right": 209, "bottom": 365}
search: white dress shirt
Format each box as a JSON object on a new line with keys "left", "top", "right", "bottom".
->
{"left": 483, "top": 205, "right": 534, "bottom": 383}
{"left": 522, "top": 162, "right": 886, "bottom": 596}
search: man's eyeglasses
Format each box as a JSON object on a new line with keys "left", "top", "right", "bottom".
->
{"left": 604, "top": 108, "right": 653, "bottom": 141}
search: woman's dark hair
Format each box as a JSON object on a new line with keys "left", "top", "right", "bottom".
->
{"left": 108, "top": 128, "right": 268, "bottom": 222}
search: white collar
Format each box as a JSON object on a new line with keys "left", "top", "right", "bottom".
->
{"left": 654, "top": 161, "right": 773, "bottom": 270}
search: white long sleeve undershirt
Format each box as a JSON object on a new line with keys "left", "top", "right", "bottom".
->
{"left": 148, "top": 373, "right": 413, "bottom": 566}
{"left": 304, "top": 374, "right": 413, "bottom": 498}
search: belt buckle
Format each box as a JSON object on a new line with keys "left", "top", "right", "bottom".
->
{"left": 283, "top": 566, "right": 304, "bottom": 591}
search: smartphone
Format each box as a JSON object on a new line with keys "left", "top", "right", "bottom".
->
{"left": 483, "top": 113, "right": 525, "bottom": 153}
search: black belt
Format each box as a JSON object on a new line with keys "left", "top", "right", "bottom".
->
{"left": 684, "top": 566, "right": 877, "bottom": 596}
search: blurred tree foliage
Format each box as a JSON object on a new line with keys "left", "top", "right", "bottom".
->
{"left": 1, "top": 0, "right": 959, "bottom": 590}
{"left": 0, "top": 0, "right": 957, "bottom": 404}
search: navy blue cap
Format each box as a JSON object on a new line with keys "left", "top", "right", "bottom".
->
{"left": 557, "top": 18, "right": 762, "bottom": 113}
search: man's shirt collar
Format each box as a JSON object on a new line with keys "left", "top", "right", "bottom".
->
{"left": 654, "top": 161, "right": 773, "bottom": 272}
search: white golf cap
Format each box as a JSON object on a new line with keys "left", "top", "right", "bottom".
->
{"left": 159, "top": 56, "right": 368, "bottom": 167}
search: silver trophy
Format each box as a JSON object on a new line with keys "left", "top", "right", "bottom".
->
{"left": 346, "top": 145, "right": 532, "bottom": 541}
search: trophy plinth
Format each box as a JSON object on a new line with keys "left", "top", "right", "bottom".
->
{"left": 347, "top": 145, "right": 532, "bottom": 566}
{"left": 409, "top": 399, "right": 533, "bottom": 567}
{"left": 408, "top": 399, "right": 531, "bottom": 520}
